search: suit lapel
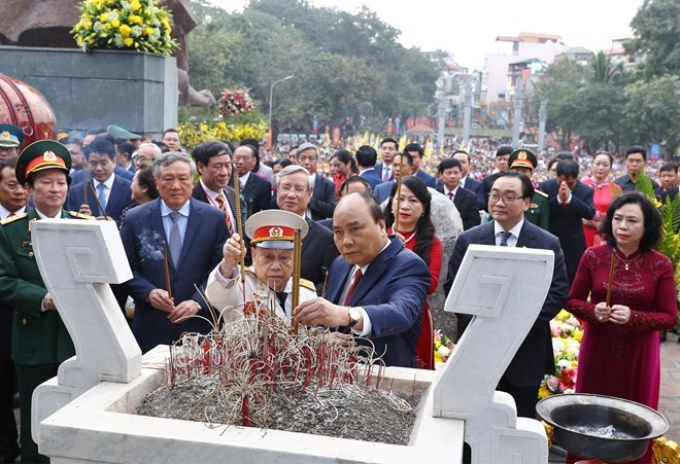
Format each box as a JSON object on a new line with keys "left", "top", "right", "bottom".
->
{"left": 147, "top": 200, "right": 170, "bottom": 269}
{"left": 516, "top": 221, "right": 536, "bottom": 248}
{"left": 478, "top": 222, "right": 496, "bottom": 245}
{"left": 106, "top": 177, "right": 123, "bottom": 214}
{"left": 328, "top": 261, "right": 351, "bottom": 304}
{"left": 347, "top": 239, "right": 399, "bottom": 305}
{"left": 224, "top": 188, "right": 237, "bottom": 213}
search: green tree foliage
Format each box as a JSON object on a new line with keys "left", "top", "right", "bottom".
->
{"left": 532, "top": 59, "right": 586, "bottom": 150}
{"left": 626, "top": 0, "right": 680, "bottom": 79}
{"left": 622, "top": 75, "right": 680, "bottom": 154}
{"left": 185, "top": 0, "right": 441, "bottom": 138}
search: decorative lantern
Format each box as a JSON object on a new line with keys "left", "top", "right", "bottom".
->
{"left": 0, "top": 73, "right": 56, "bottom": 149}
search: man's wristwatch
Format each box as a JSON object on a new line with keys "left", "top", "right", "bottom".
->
{"left": 194, "top": 301, "right": 202, "bottom": 312}
{"left": 347, "top": 307, "right": 360, "bottom": 328}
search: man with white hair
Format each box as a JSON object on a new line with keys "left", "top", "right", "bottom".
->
{"left": 133, "top": 142, "right": 163, "bottom": 171}
{"left": 275, "top": 164, "right": 338, "bottom": 293}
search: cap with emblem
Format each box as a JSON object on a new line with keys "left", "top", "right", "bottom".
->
{"left": 107, "top": 124, "right": 142, "bottom": 141}
{"left": 509, "top": 148, "right": 538, "bottom": 171}
{"left": 245, "top": 209, "right": 309, "bottom": 250}
{"left": 0, "top": 123, "right": 24, "bottom": 148}
{"left": 15, "top": 140, "right": 72, "bottom": 185}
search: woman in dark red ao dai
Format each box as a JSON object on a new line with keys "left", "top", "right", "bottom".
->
{"left": 566, "top": 192, "right": 677, "bottom": 464}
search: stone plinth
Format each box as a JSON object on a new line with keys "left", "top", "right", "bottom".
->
{"left": 31, "top": 221, "right": 550, "bottom": 464}
{"left": 40, "top": 348, "right": 460, "bottom": 464}
{"left": 0, "top": 46, "right": 177, "bottom": 136}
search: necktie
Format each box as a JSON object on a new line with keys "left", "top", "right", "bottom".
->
{"left": 7, "top": 212, "right": 15, "bottom": 218}
{"left": 97, "top": 183, "right": 107, "bottom": 216}
{"left": 168, "top": 212, "right": 182, "bottom": 267}
{"left": 499, "top": 231, "right": 512, "bottom": 247}
{"left": 215, "top": 193, "right": 233, "bottom": 235}
{"left": 344, "top": 269, "right": 363, "bottom": 305}
{"left": 447, "top": 192, "right": 454, "bottom": 201}
{"left": 383, "top": 166, "right": 391, "bottom": 182}
{"left": 276, "top": 291, "right": 288, "bottom": 312}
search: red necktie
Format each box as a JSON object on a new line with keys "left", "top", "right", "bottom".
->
{"left": 448, "top": 192, "right": 454, "bottom": 201}
{"left": 344, "top": 269, "right": 363, "bottom": 305}
{"left": 215, "top": 193, "right": 233, "bottom": 235}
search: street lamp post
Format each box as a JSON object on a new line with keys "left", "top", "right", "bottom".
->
{"left": 268, "top": 75, "right": 294, "bottom": 147}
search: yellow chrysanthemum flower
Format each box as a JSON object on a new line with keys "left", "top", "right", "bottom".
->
{"left": 111, "top": 19, "right": 120, "bottom": 28}
{"left": 120, "top": 24, "right": 132, "bottom": 38}
{"left": 99, "top": 13, "right": 108, "bottom": 22}
{"left": 124, "top": 37, "right": 133, "bottom": 47}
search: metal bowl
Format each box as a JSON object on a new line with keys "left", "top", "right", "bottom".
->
{"left": 536, "top": 393, "right": 669, "bottom": 462}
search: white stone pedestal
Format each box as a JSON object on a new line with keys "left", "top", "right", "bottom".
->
{"left": 31, "top": 222, "right": 550, "bottom": 464}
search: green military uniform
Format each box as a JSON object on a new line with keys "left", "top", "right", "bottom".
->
{"left": 508, "top": 148, "right": 550, "bottom": 231}
{"left": 525, "top": 189, "right": 549, "bottom": 230}
{"left": 0, "top": 140, "right": 93, "bottom": 463}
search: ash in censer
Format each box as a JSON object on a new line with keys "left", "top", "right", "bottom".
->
{"left": 136, "top": 306, "right": 424, "bottom": 445}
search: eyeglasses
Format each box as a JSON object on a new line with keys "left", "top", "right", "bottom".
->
{"left": 489, "top": 193, "right": 524, "bottom": 203}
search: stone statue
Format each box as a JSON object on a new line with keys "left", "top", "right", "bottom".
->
{"left": 0, "top": 0, "right": 215, "bottom": 107}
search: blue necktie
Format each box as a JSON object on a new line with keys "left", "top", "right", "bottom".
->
{"left": 169, "top": 212, "right": 182, "bottom": 267}
{"left": 97, "top": 183, "right": 107, "bottom": 216}
{"left": 499, "top": 231, "right": 512, "bottom": 247}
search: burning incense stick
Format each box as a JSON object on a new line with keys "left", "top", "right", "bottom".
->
{"left": 163, "top": 241, "right": 173, "bottom": 300}
{"left": 87, "top": 182, "right": 109, "bottom": 221}
{"left": 393, "top": 155, "right": 405, "bottom": 233}
{"left": 606, "top": 248, "right": 616, "bottom": 308}
{"left": 291, "top": 227, "right": 302, "bottom": 335}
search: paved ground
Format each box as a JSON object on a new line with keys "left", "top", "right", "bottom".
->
{"left": 659, "top": 332, "right": 680, "bottom": 443}
{"left": 10, "top": 334, "right": 680, "bottom": 463}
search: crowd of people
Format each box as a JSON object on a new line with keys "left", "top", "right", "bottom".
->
{"left": 0, "top": 121, "right": 677, "bottom": 464}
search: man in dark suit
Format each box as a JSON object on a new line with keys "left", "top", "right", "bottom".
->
{"left": 114, "top": 140, "right": 136, "bottom": 175}
{"left": 436, "top": 158, "right": 480, "bottom": 231}
{"left": 295, "top": 142, "right": 337, "bottom": 221}
{"left": 190, "top": 141, "right": 238, "bottom": 235}
{"left": 615, "top": 145, "right": 659, "bottom": 192}
{"left": 374, "top": 137, "right": 398, "bottom": 183}
{"left": 444, "top": 170, "right": 569, "bottom": 418}
{"left": 275, "top": 165, "right": 338, "bottom": 293}
{"left": 404, "top": 142, "right": 436, "bottom": 188}
{"left": 452, "top": 150, "right": 482, "bottom": 194}
{"left": 120, "top": 153, "right": 228, "bottom": 353}
{"left": 475, "top": 146, "right": 513, "bottom": 212}
{"left": 356, "top": 145, "right": 382, "bottom": 190}
{"left": 540, "top": 159, "right": 595, "bottom": 285}
{"left": 67, "top": 137, "right": 134, "bottom": 226}
{"left": 70, "top": 135, "right": 134, "bottom": 183}
{"left": 373, "top": 152, "right": 413, "bottom": 203}
{"left": 293, "top": 190, "right": 430, "bottom": 367}
{"left": 233, "top": 144, "right": 271, "bottom": 218}
{"left": 655, "top": 162, "right": 679, "bottom": 203}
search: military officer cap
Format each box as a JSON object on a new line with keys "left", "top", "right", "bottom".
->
{"left": 245, "top": 210, "right": 309, "bottom": 250}
{"left": 16, "top": 140, "right": 72, "bottom": 185}
{"left": 0, "top": 123, "right": 24, "bottom": 148}
{"left": 107, "top": 124, "right": 142, "bottom": 140}
{"left": 509, "top": 148, "right": 538, "bottom": 171}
